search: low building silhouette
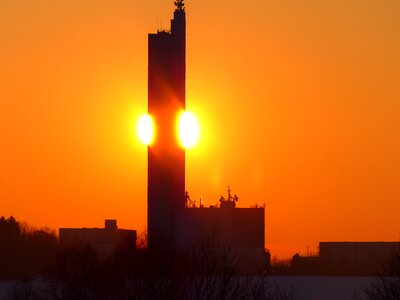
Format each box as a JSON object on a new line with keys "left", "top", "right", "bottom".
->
{"left": 291, "top": 241, "right": 400, "bottom": 275}
{"left": 291, "top": 253, "right": 320, "bottom": 275}
{"left": 177, "top": 188, "right": 267, "bottom": 274}
{"left": 319, "top": 241, "right": 400, "bottom": 275}
{"left": 59, "top": 219, "right": 136, "bottom": 258}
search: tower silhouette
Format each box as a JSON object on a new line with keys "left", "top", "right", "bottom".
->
{"left": 147, "top": 1, "right": 186, "bottom": 250}
{"left": 145, "top": 3, "right": 266, "bottom": 274}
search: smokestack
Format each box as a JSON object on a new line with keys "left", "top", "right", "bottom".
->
{"left": 147, "top": 3, "right": 186, "bottom": 250}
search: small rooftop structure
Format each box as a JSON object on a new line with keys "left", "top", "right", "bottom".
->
{"left": 174, "top": 0, "right": 185, "bottom": 11}
{"left": 219, "top": 186, "right": 238, "bottom": 209}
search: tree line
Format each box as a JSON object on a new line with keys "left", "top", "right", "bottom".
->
{"left": 1, "top": 216, "right": 293, "bottom": 300}
{"left": 0, "top": 216, "right": 57, "bottom": 279}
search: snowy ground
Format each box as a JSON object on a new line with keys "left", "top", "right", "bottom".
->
{"left": 0, "top": 276, "right": 373, "bottom": 300}
{"left": 272, "top": 276, "right": 373, "bottom": 300}
{"left": 0, "top": 281, "right": 15, "bottom": 299}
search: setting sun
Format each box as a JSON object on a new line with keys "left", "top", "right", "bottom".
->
{"left": 137, "top": 114, "right": 154, "bottom": 145}
{"left": 178, "top": 111, "right": 200, "bottom": 148}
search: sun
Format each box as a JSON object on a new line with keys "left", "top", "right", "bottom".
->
{"left": 178, "top": 111, "right": 200, "bottom": 148}
{"left": 137, "top": 114, "right": 154, "bottom": 145}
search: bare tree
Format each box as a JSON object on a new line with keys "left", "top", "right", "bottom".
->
{"left": 355, "top": 251, "right": 400, "bottom": 300}
{"left": 6, "top": 225, "right": 293, "bottom": 300}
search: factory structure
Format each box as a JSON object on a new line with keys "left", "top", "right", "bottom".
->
{"left": 146, "top": 0, "right": 266, "bottom": 274}
{"left": 58, "top": 1, "right": 400, "bottom": 276}
{"left": 147, "top": 0, "right": 186, "bottom": 251}
{"left": 60, "top": 0, "right": 267, "bottom": 275}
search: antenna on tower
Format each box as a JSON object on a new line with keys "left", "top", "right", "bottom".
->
{"left": 174, "top": 0, "right": 185, "bottom": 11}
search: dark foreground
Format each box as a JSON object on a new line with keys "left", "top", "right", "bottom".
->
{"left": 0, "top": 276, "right": 374, "bottom": 300}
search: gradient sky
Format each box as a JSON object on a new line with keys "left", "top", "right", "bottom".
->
{"left": 1, "top": 0, "right": 399, "bottom": 258}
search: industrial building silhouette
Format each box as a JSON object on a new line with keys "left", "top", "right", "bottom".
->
{"left": 147, "top": 0, "right": 186, "bottom": 250}
{"left": 146, "top": 0, "right": 266, "bottom": 273}
{"left": 291, "top": 242, "right": 400, "bottom": 275}
{"left": 59, "top": 0, "right": 267, "bottom": 274}
{"left": 55, "top": 1, "right": 400, "bottom": 277}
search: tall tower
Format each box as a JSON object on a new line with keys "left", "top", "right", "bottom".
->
{"left": 147, "top": 1, "right": 186, "bottom": 250}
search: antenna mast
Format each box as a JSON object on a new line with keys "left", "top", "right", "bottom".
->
{"left": 174, "top": 0, "right": 185, "bottom": 11}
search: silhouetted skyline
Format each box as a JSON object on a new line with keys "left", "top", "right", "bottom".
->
{"left": 0, "top": 0, "right": 399, "bottom": 258}
{"left": 145, "top": 4, "right": 266, "bottom": 274}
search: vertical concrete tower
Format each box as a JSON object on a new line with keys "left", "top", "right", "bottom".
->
{"left": 147, "top": 1, "right": 186, "bottom": 250}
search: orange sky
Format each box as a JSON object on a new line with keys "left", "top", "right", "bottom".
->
{"left": 1, "top": 0, "right": 399, "bottom": 258}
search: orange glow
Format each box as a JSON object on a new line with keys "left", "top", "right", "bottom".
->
{"left": 1, "top": 1, "right": 400, "bottom": 259}
{"left": 137, "top": 114, "right": 154, "bottom": 145}
{"left": 177, "top": 111, "right": 200, "bottom": 148}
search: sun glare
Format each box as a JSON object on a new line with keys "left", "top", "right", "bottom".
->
{"left": 178, "top": 111, "right": 200, "bottom": 148}
{"left": 137, "top": 114, "right": 154, "bottom": 145}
